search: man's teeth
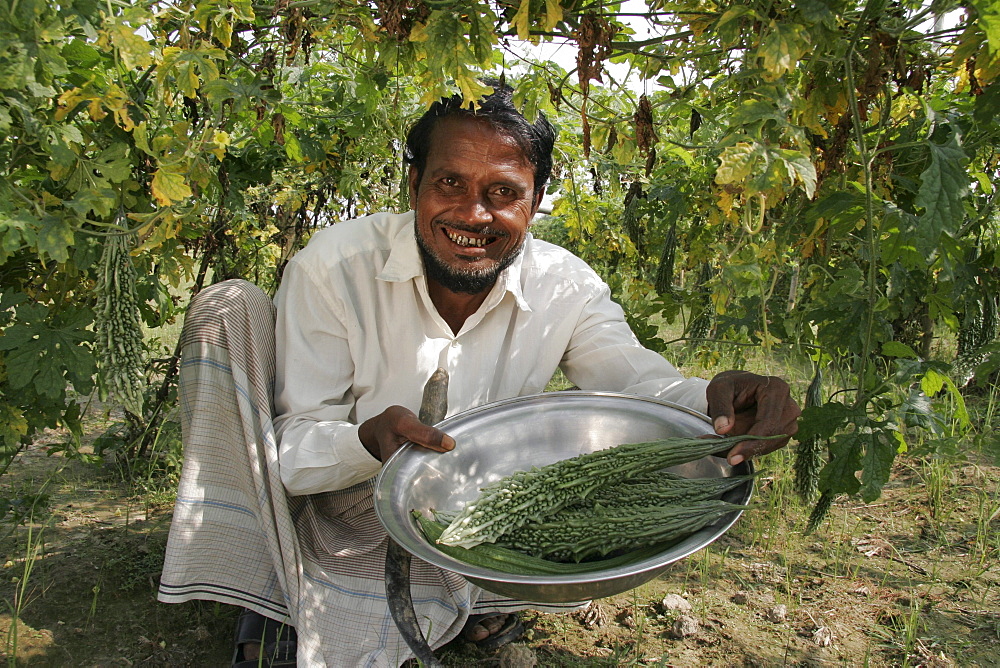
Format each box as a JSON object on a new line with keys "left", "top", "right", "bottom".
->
{"left": 446, "top": 230, "right": 489, "bottom": 247}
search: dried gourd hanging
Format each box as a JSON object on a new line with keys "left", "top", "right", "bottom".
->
{"left": 576, "top": 12, "right": 615, "bottom": 159}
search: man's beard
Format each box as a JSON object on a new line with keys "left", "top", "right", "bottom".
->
{"left": 416, "top": 220, "right": 524, "bottom": 295}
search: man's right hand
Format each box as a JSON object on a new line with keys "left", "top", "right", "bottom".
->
{"left": 358, "top": 405, "right": 456, "bottom": 462}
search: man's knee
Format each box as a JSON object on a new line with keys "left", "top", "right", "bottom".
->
{"left": 183, "top": 279, "right": 275, "bottom": 337}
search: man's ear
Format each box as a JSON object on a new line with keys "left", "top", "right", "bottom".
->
{"left": 407, "top": 165, "right": 420, "bottom": 203}
{"left": 529, "top": 190, "right": 543, "bottom": 222}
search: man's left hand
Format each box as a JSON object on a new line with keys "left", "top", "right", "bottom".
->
{"left": 706, "top": 370, "right": 801, "bottom": 466}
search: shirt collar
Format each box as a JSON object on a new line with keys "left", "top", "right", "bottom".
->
{"left": 377, "top": 211, "right": 532, "bottom": 313}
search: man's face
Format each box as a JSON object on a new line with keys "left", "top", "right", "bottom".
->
{"left": 409, "top": 116, "right": 540, "bottom": 295}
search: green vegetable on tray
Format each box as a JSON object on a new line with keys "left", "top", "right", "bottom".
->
{"left": 413, "top": 510, "right": 692, "bottom": 575}
{"left": 414, "top": 433, "right": 776, "bottom": 571}
{"left": 435, "top": 433, "right": 774, "bottom": 550}
{"left": 494, "top": 499, "right": 746, "bottom": 562}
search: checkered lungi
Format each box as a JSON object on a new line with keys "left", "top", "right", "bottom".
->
{"left": 157, "top": 279, "right": 578, "bottom": 667}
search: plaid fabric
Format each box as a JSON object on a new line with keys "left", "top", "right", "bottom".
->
{"left": 158, "top": 280, "right": 579, "bottom": 667}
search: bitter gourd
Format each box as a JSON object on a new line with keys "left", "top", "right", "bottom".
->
{"left": 437, "top": 432, "right": 773, "bottom": 549}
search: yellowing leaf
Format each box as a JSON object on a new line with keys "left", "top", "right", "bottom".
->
{"left": 543, "top": 0, "right": 563, "bottom": 31}
{"left": 759, "top": 22, "right": 809, "bottom": 79}
{"left": 666, "top": 145, "right": 695, "bottom": 167}
{"left": 151, "top": 168, "right": 192, "bottom": 206}
{"left": 133, "top": 122, "right": 152, "bottom": 155}
{"left": 101, "top": 21, "right": 153, "bottom": 70}
{"left": 214, "top": 16, "right": 233, "bottom": 48}
{"left": 55, "top": 87, "right": 86, "bottom": 121}
{"left": 716, "top": 142, "right": 758, "bottom": 185}
{"left": 513, "top": 0, "right": 531, "bottom": 40}
{"left": 0, "top": 404, "right": 29, "bottom": 446}
{"left": 717, "top": 189, "right": 736, "bottom": 218}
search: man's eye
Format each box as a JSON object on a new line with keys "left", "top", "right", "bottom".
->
{"left": 495, "top": 187, "right": 514, "bottom": 197}
{"left": 441, "top": 177, "right": 459, "bottom": 187}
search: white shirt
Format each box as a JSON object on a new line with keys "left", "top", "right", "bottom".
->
{"left": 273, "top": 211, "right": 709, "bottom": 495}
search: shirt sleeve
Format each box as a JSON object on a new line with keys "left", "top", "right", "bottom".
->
{"left": 272, "top": 259, "right": 382, "bottom": 496}
{"left": 559, "top": 283, "right": 710, "bottom": 415}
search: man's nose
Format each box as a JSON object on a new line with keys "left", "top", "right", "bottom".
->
{"left": 454, "top": 195, "right": 493, "bottom": 225}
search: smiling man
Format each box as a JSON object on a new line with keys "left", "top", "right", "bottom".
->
{"left": 161, "top": 82, "right": 800, "bottom": 667}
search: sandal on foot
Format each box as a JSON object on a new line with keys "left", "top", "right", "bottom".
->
{"left": 462, "top": 613, "right": 525, "bottom": 652}
{"left": 232, "top": 608, "right": 297, "bottom": 667}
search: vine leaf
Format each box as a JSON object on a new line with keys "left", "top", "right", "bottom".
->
{"left": 882, "top": 340, "right": 917, "bottom": 358}
{"left": 971, "top": 0, "right": 1000, "bottom": 53}
{"left": 901, "top": 387, "right": 938, "bottom": 433}
{"left": 859, "top": 424, "right": 899, "bottom": 503}
{"left": 0, "top": 304, "right": 95, "bottom": 399}
{"left": 36, "top": 214, "right": 75, "bottom": 264}
{"left": 513, "top": 0, "right": 531, "bottom": 40}
{"left": 800, "top": 402, "right": 901, "bottom": 502}
{"left": 914, "top": 133, "right": 969, "bottom": 248}
{"left": 716, "top": 142, "right": 758, "bottom": 186}
{"left": 775, "top": 148, "right": 817, "bottom": 198}
{"left": 0, "top": 404, "right": 29, "bottom": 448}
{"left": 920, "top": 368, "right": 970, "bottom": 428}
{"left": 98, "top": 17, "right": 154, "bottom": 70}
{"left": 819, "top": 429, "right": 862, "bottom": 497}
{"left": 151, "top": 168, "right": 193, "bottom": 206}
{"left": 759, "top": 22, "right": 808, "bottom": 79}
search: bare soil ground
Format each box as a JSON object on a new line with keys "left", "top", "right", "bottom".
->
{"left": 1, "top": 421, "right": 998, "bottom": 667}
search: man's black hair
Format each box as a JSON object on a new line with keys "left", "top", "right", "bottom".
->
{"left": 404, "top": 80, "right": 556, "bottom": 199}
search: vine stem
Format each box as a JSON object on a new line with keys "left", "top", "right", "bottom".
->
{"left": 844, "top": 0, "right": 880, "bottom": 411}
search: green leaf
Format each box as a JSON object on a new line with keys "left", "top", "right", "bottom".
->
{"left": 920, "top": 367, "right": 947, "bottom": 396}
{"left": 796, "top": 401, "right": 854, "bottom": 441}
{"left": 62, "top": 39, "right": 102, "bottom": 68}
{"left": 859, "top": 425, "right": 898, "bottom": 502}
{"left": 284, "top": 132, "right": 303, "bottom": 162}
{"left": 972, "top": 0, "right": 1000, "bottom": 53}
{"left": 95, "top": 142, "right": 132, "bottom": 183}
{"left": 35, "top": 215, "right": 75, "bottom": 264}
{"left": 901, "top": 387, "right": 940, "bottom": 434}
{"left": 928, "top": 371, "right": 970, "bottom": 429}
{"left": 973, "top": 344, "right": 1000, "bottom": 386}
{"left": 67, "top": 188, "right": 118, "bottom": 218}
{"left": 730, "top": 99, "right": 786, "bottom": 127}
{"left": 818, "top": 431, "right": 862, "bottom": 496}
{"left": 882, "top": 341, "right": 918, "bottom": 358}
{"left": 914, "top": 133, "right": 970, "bottom": 246}
{"left": 805, "top": 191, "right": 866, "bottom": 235}
{"left": 775, "top": 148, "right": 817, "bottom": 198}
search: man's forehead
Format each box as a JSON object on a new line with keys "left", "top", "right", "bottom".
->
{"left": 426, "top": 116, "right": 529, "bottom": 163}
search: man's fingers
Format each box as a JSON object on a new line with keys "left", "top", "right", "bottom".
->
{"left": 393, "top": 409, "right": 455, "bottom": 452}
{"left": 409, "top": 424, "right": 456, "bottom": 452}
{"left": 706, "top": 372, "right": 741, "bottom": 433}
{"left": 724, "top": 407, "right": 800, "bottom": 465}
{"left": 726, "top": 432, "right": 791, "bottom": 466}
{"left": 705, "top": 370, "right": 802, "bottom": 466}
{"left": 746, "top": 376, "right": 798, "bottom": 436}
{"left": 360, "top": 405, "right": 456, "bottom": 461}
